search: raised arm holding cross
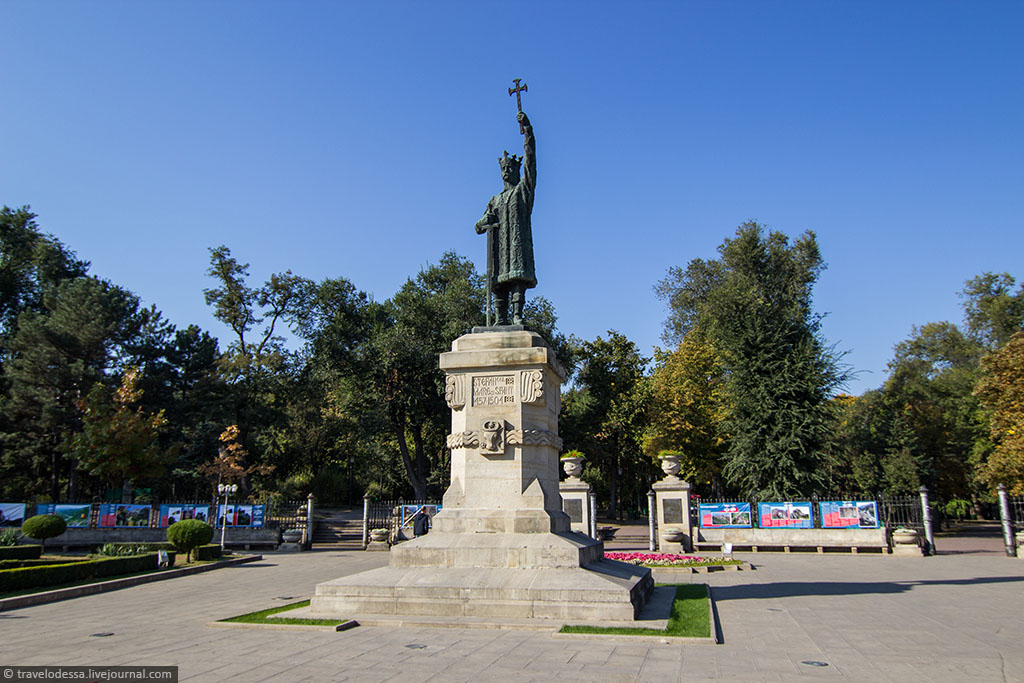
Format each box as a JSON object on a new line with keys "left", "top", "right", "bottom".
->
{"left": 474, "top": 79, "right": 537, "bottom": 327}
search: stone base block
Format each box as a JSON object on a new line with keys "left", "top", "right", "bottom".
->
{"left": 365, "top": 541, "right": 390, "bottom": 552}
{"left": 390, "top": 531, "right": 602, "bottom": 569}
{"left": 311, "top": 560, "right": 653, "bottom": 621}
{"left": 892, "top": 543, "right": 924, "bottom": 557}
{"left": 276, "top": 542, "right": 303, "bottom": 553}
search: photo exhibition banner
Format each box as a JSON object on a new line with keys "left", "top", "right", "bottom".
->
{"left": 820, "top": 500, "right": 879, "bottom": 529}
{"left": 698, "top": 502, "right": 752, "bottom": 528}
{"left": 757, "top": 502, "right": 814, "bottom": 528}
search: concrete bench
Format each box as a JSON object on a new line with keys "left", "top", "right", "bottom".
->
{"left": 695, "top": 527, "right": 889, "bottom": 554}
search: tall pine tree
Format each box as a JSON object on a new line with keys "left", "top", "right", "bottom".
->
{"left": 656, "top": 222, "right": 848, "bottom": 498}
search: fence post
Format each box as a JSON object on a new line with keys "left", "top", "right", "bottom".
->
{"left": 997, "top": 484, "right": 1017, "bottom": 557}
{"left": 362, "top": 493, "right": 371, "bottom": 549}
{"left": 919, "top": 486, "right": 934, "bottom": 555}
{"left": 647, "top": 489, "right": 656, "bottom": 551}
{"left": 588, "top": 491, "right": 597, "bottom": 540}
{"left": 305, "top": 493, "right": 315, "bottom": 550}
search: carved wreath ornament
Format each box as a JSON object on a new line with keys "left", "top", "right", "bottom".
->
{"left": 446, "top": 428, "right": 562, "bottom": 452}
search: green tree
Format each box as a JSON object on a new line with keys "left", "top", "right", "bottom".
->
{"left": 642, "top": 332, "right": 729, "bottom": 495}
{"left": 0, "top": 277, "right": 152, "bottom": 499}
{"left": 0, "top": 206, "right": 88, "bottom": 352}
{"left": 960, "top": 272, "right": 1024, "bottom": 349}
{"left": 655, "top": 222, "right": 848, "bottom": 498}
{"left": 879, "top": 321, "right": 985, "bottom": 498}
{"left": 64, "top": 367, "right": 168, "bottom": 499}
{"left": 367, "top": 252, "right": 485, "bottom": 499}
{"left": 974, "top": 331, "right": 1024, "bottom": 493}
{"left": 203, "top": 245, "right": 311, "bottom": 494}
{"left": 561, "top": 331, "right": 652, "bottom": 518}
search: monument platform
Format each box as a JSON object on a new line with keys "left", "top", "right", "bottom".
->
{"left": 311, "top": 330, "right": 652, "bottom": 622}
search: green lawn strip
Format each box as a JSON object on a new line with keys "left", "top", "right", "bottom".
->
{"left": 0, "top": 558, "right": 221, "bottom": 599}
{"left": 559, "top": 584, "right": 710, "bottom": 638}
{"left": 219, "top": 599, "right": 345, "bottom": 627}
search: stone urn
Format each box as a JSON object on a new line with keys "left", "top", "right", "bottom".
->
{"left": 659, "top": 453, "right": 682, "bottom": 479}
{"left": 892, "top": 528, "right": 919, "bottom": 546}
{"left": 661, "top": 528, "right": 685, "bottom": 543}
{"left": 561, "top": 456, "right": 584, "bottom": 479}
{"left": 281, "top": 529, "right": 303, "bottom": 544}
{"left": 369, "top": 528, "right": 389, "bottom": 543}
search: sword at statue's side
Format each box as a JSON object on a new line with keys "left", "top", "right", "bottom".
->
{"left": 486, "top": 222, "right": 494, "bottom": 327}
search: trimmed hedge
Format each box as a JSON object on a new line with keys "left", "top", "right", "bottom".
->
{"left": 0, "top": 552, "right": 176, "bottom": 593}
{"left": 0, "top": 545, "right": 43, "bottom": 561}
{"left": 0, "top": 559, "right": 89, "bottom": 570}
{"left": 195, "top": 544, "right": 222, "bottom": 561}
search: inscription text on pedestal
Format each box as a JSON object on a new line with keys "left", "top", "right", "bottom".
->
{"left": 472, "top": 375, "right": 516, "bottom": 406}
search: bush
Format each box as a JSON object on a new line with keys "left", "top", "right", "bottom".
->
{"left": 21, "top": 515, "right": 67, "bottom": 549}
{"left": 0, "top": 552, "right": 175, "bottom": 593}
{"left": 96, "top": 543, "right": 154, "bottom": 557}
{"left": 944, "top": 498, "right": 972, "bottom": 521}
{"left": 0, "top": 545, "right": 42, "bottom": 560}
{"left": 0, "top": 528, "right": 21, "bottom": 546}
{"left": 167, "top": 520, "right": 214, "bottom": 562}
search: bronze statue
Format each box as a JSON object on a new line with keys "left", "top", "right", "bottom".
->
{"left": 476, "top": 81, "right": 536, "bottom": 326}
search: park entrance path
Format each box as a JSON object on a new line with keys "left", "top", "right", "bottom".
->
{"left": 934, "top": 521, "right": 1009, "bottom": 556}
{"left": 1, "top": 549, "right": 1021, "bottom": 681}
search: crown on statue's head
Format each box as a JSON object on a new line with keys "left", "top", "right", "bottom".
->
{"left": 499, "top": 150, "right": 522, "bottom": 169}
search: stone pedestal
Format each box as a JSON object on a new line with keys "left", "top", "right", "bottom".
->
{"left": 312, "top": 330, "right": 652, "bottom": 621}
{"left": 560, "top": 480, "right": 593, "bottom": 537}
{"left": 653, "top": 476, "right": 692, "bottom": 554}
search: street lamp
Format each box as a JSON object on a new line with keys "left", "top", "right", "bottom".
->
{"left": 217, "top": 483, "right": 238, "bottom": 551}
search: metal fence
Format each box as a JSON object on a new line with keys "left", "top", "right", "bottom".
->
{"left": 1010, "top": 495, "right": 1024, "bottom": 532}
{"left": 365, "top": 499, "right": 439, "bottom": 531}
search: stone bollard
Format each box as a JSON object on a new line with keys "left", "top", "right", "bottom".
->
{"left": 997, "top": 484, "right": 1016, "bottom": 557}
{"left": 362, "top": 493, "right": 371, "bottom": 549}
{"left": 306, "top": 493, "right": 316, "bottom": 551}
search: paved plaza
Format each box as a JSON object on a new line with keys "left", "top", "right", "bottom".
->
{"left": 1, "top": 545, "right": 1022, "bottom": 682}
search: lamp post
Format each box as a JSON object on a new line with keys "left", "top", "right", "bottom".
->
{"left": 218, "top": 483, "right": 237, "bottom": 551}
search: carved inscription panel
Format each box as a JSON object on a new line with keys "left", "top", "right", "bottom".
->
{"left": 662, "top": 498, "right": 684, "bottom": 525}
{"left": 563, "top": 498, "right": 584, "bottom": 524}
{"left": 472, "top": 374, "right": 516, "bottom": 407}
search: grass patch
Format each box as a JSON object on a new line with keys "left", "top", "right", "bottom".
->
{"left": 219, "top": 599, "right": 345, "bottom": 627}
{"left": 559, "top": 584, "right": 710, "bottom": 638}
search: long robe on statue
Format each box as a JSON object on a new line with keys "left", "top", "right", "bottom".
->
{"left": 478, "top": 120, "right": 538, "bottom": 291}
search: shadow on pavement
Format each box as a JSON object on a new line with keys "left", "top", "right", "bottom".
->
{"left": 713, "top": 574, "right": 1024, "bottom": 601}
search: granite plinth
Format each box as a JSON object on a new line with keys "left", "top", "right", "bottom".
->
{"left": 310, "top": 560, "right": 653, "bottom": 621}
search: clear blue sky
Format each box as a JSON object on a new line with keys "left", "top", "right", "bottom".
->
{"left": 2, "top": 1, "right": 1021, "bottom": 395}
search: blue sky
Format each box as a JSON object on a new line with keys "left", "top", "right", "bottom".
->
{"left": 2, "top": 1, "right": 1021, "bottom": 395}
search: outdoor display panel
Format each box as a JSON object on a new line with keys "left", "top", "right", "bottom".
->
{"left": 159, "top": 504, "right": 211, "bottom": 527}
{"left": 0, "top": 503, "right": 26, "bottom": 527}
{"left": 820, "top": 500, "right": 879, "bottom": 529}
{"left": 399, "top": 504, "right": 442, "bottom": 531}
{"left": 698, "top": 502, "right": 752, "bottom": 528}
{"left": 757, "top": 502, "right": 814, "bottom": 528}
{"left": 215, "top": 504, "right": 265, "bottom": 527}
{"left": 97, "top": 504, "right": 151, "bottom": 528}
{"left": 36, "top": 503, "right": 91, "bottom": 527}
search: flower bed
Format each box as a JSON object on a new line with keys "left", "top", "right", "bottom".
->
{"left": 605, "top": 551, "right": 741, "bottom": 568}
